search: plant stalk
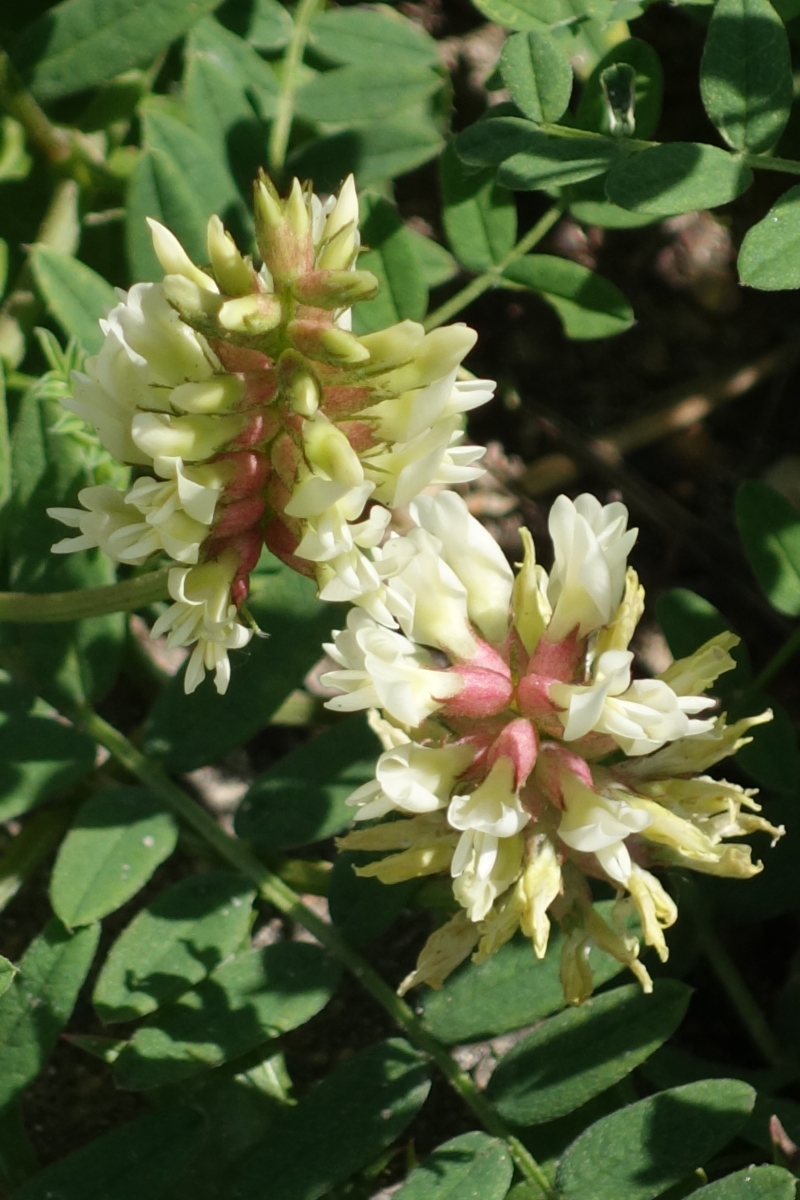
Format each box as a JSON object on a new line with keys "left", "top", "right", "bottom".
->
{"left": 268, "top": 0, "right": 323, "bottom": 175}
{"left": 748, "top": 623, "right": 800, "bottom": 698}
{"left": 680, "top": 877, "right": 783, "bottom": 1068}
{"left": 81, "top": 708, "right": 555, "bottom": 1197}
{"left": 0, "top": 569, "right": 170, "bottom": 623}
{"left": 424, "top": 204, "right": 563, "bottom": 332}
{"left": 0, "top": 49, "right": 72, "bottom": 164}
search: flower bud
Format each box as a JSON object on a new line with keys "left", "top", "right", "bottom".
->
{"left": 289, "top": 370, "right": 320, "bottom": 416}
{"left": 147, "top": 219, "right": 218, "bottom": 292}
{"left": 292, "top": 269, "right": 379, "bottom": 309}
{"left": 287, "top": 319, "right": 371, "bottom": 366}
{"left": 519, "top": 835, "right": 562, "bottom": 958}
{"left": 302, "top": 413, "right": 363, "bottom": 486}
{"left": 512, "top": 528, "right": 552, "bottom": 654}
{"left": 171, "top": 376, "right": 245, "bottom": 414}
{"left": 162, "top": 274, "right": 223, "bottom": 324}
{"left": 357, "top": 321, "right": 425, "bottom": 370}
{"left": 254, "top": 175, "right": 314, "bottom": 281}
{"left": 131, "top": 411, "right": 247, "bottom": 462}
{"left": 218, "top": 293, "right": 282, "bottom": 335}
{"left": 319, "top": 175, "right": 359, "bottom": 254}
{"left": 207, "top": 215, "right": 253, "bottom": 296}
{"left": 385, "top": 326, "right": 478, "bottom": 392}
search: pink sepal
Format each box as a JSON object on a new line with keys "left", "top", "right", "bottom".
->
{"left": 487, "top": 718, "right": 538, "bottom": 787}
{"left": 534, "top": 742, "right": 594, "bottom": 808}
{"left": 526, "top": 630, "right": 583, "bottom": 682}
{"left": 438, "top": 667, "right": 513, "bottom": 719}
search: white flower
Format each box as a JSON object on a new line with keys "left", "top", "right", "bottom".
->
{"left": 413, "top": 491, "right": 513, "bottom": 645}
{"left": 151, "top": 554, "right": 251, "bottom": 694}
{"left": 347, "top": 740, "right": 476, "bottom": 821}
{"left": 452, "top": 830, "right": 524, "bottom": 922}
{"left": 557, "top": 771, "right": 652, "bottom": 884}
{"left": 367, "top": 371, "right": 494, "bottom": 444}
{"left": 48, "top": 485, "right": 156, "bottom": 563}
{"left": 546, "top": 493, "right": 638, "bottom": 642}
{"left": 322, "top": 609, "right": 462, "bottom": 726}
{"left": 381, "top": 527, "right": 477, "bottom": 660}
{"left": 448, "top": 757, "right": 530, "bottom": 839}
{"left": 551, "top": 649, "right": 716, "bottom": 755}
{"left": 362, "top": 417, "right": 481, "bottom": 509}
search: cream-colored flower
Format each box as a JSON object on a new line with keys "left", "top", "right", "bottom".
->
{"left": 546, "top": 493, "right": 637, "bottom": 642}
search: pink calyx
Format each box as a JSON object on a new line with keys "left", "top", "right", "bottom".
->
{"left": 438, "top": 666, "right": 513, "bottom": 719}
{"left": 534, "top": 742, "right": 594, "bottom": 808}
{"left": 487, "top": 718, "right": 538, "bottom": 788}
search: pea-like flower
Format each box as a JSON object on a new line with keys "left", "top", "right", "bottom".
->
{"left": 331, "top": 490, "right": 780, "bottom": 1003}
{"left": 47, "top": 174, "right": 494, "bottom": 692}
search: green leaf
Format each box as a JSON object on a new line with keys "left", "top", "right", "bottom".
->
{"left": 351, "top": 194, "right": 428, "bottom": 334}
{"left": 184, "top": 18, "right": 277, "bottom": 196}
{"left": 700, "top": 0, "right": 792, "bottom": 153}
{"left": 499, "top": 31, "right": 572, "bottom": 123}
{"left": 144, "top": 554, "right": 338, "bottom": 772}
{"left": 50, "top": 786, "right": 178, "bottom": 927}
{"left": 456, "top": 117, "right": 622, "bottom": 189}
{"left": 0, "top": 917, "right": 99, "bottom": 1110}
{"left": 0, "top": 713, "right": 95, "bottom": 822}
{"left": 408, "top": 229, "right": 459, "bottom": 288}
{"left": 691, "top": 1166, "right": 797, "bottom": 1199}
{"left": 93, "top": 871, "right": 256, "bottom": 1023}
{"left": 295, "top": 65, "right": 443, "bottom": 125}
{"left": 605, "top": 143, "right": 753, "bottom": 217}
{"left": 142, "top": 108, "right": 242, "bottom": 221}
{"left": 126, "top": 145, "right": 210, "bottom": 282}
{"left": 114, "top": 942, "right": 340, "bottom": 1089}
{"left": 328, "top": 851, "right": 417, "bottom": 947}
{"left": 3, "top": 390, "right": 125, "bottom": 708}
{"left": 556, "top": 1079, "right": 756, "bottom": 1200}
{"left": 440, "top": 143, "right": 517, "bottom": 274}
{"left": 235, "top": 716, "right": 378, "bottom": 850}
{"left": 9, "top": 1107, "right": 205, "bottom": 1200}
{"left": 241, "top": 0, "right": 293, "bottom": 51}
{"left": 739, "top": 185, "right": 800, "bottom": 290}
{"left": 0, "top": 957, "right": 15, "bottom": 999}
{"left": 566, "top": 178, "right": 661, "bottom": 228}
{"left": 29, "top": 247, "right": 117, "bottom": 355}
{"left": 421, "top": 902, "right": 636, "bottom": 1043}
{"left": 308, "top": 7, "right": 439, "bottom": 68}
{"left": 735, "top": 480, "right": 800, "bottom": 616}
{"left": 230, "top": 1039, "right": 431, "bottom": 1200}
{"left": 0, "top": 365, "right": 9, "bottom": 513}
{"left": 10, "top": 0, "right": 223, "bottom": 101}
{"left": 504, "top": 254, "right": 634, "bottom": 339}
{"left": 731, "top": 693, "right": 800, "bottom": 794}
{"left": 576, "top": 38, "right": 664, "bottom": 139}
{"left": 468, "top": 0, "right": 565, "bottom": 31}
{"left": 287, "top": 116, "right": 444, "bottom": 192}
{"left": 486, "top": 981, "right": 691, "bottom": 1125}
{"left": 395, "top": 1132, "right": 514, "bottom": 1200}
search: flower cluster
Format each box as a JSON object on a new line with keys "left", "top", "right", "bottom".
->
{"left": 48, "top": 174, "right": 491, "bottom": 692}
{"left": 48, "top": 170, "right": 777, "bottom": 1003}
{"left": 328, "top": 491, "right": 780, "bottom": 1001}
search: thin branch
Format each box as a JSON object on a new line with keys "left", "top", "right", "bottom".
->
{"left": 0, "top": 569, "right": 170, "bottom": 623}
{"left": 81, "top": 708, "right": 556, "bottom": 1198}
{"left": 424, "top": 204, "right": 563, "bottom": 332}
{"left": 268, "top": 0, "right": 324, "bottom": 175}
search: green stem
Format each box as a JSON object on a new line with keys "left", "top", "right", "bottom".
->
{"left": 748, "top": 624, "right": 800, "bottom": 697}
{"left": 680, "top": 878, "right": 783, "bottom": 1068}
{"left": 424, "top": 204, "right": 563, "bottom": 332}
{"left": 268, "top": 0, "right": 323, "bottom": 175}
{"left": 0, "top": 569, "right": 170, "bottom": 622}
{"left": 743, "top": 152, "right": 800, "bottom": 177}
{"left": 81, "top": 708, "right": 555, "bottom": 1198}
{"left": 0, "top": 48, "right": 72, "bottom": 164}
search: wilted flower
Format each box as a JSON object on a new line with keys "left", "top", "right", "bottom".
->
{"left": 48, "top": 173, "right": 493, "bottom": 692}
{"left": 331, "top": 491, "right": 780, "bottom": 1002}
